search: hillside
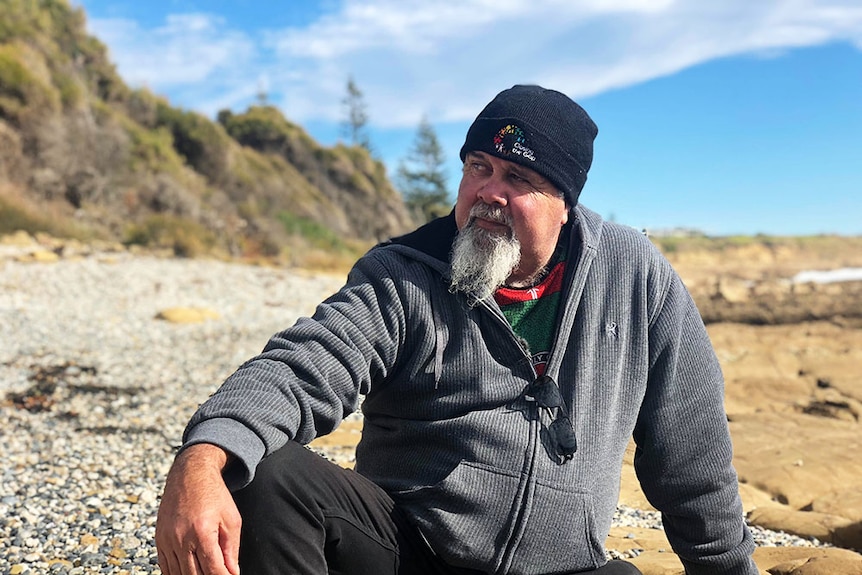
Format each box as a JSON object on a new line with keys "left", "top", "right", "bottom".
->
{"left": 0, "top": 0, "right": 414, "bottom": 264}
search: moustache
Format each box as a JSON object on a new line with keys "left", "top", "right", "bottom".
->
{"left": 468, "top": 204, "right": 513, "bottom": 228}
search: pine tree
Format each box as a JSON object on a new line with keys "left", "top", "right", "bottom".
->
{"left": 397, "top": 116, "right": 451, "bottom": 223}
{"left": 341, "top": 76, "right": 371, "bottom": 151}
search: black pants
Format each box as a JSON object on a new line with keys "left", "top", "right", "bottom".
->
{"left": 232, "top": 441, "right": 642, "bottom": 575}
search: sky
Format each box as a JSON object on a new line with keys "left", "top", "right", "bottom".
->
{"left": 70, "top": 0, "right": 862, "bottom": 236}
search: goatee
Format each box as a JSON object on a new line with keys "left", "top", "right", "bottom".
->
{"left": 448, "top": 204, "right": 521, "bottom": 307}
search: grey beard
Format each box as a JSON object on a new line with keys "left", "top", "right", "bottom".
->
{"left": 448, "top": 214, "right": 521, "bottom": 307}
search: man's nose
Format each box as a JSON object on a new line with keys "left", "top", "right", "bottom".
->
{"left": 476, "top": 177, "right": 508, "bottom": 206}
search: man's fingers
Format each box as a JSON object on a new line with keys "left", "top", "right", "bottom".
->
{"left": 193, "top": 536, "right": 234, "bottom": 575}
{"left": 175, "top": 546, "right": 210, "bottom": 575}
{"left": 156, "top": 522, "right": 238, "bottom": 575}
{"left": 177, "top": 549, "right": 198, "bottom": 575}
{"left": 157, "top": 549, "right": 181, "bottom": 575}
{"left": 221, "top": 522, "right": 242, "bottom": 575}
{"left": 192, "top": 550, "right": 207, "bottom": 575}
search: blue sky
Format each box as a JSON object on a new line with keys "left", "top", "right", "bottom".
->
{"left": 71, "top": 0, "right": 862, "bottom": 236}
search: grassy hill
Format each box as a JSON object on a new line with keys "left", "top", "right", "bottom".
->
{"left": 0, "top": 0, "right": 414, "bottom": 266}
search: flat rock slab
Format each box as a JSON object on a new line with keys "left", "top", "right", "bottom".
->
{"left": 606, "top": 526, "right": 862, "bottom": 574}
{"left": 154, "top": 306, "right": 221, "bottom": 323}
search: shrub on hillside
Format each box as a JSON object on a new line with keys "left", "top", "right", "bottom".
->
{"left": 0, "top": 43, "right": 61, "bottom": 125}
{"left": 276, "top": 211, "right": 347, "bottom": 252}
{"left": 125, "top": 88, "right": 162, "bottom": 129}
{"left": 0, "top": 0, "right": 126, "bottom": 108}
{"left": 0, "top": 120, "right": 26, "bottom": 182}
{"left": 156, "top": 103, "right": 233, "bottom": 185}
{"left": 123, "top": 214, "right": 215, "bottom": 258}
{"left": 219, "top": 105, "right": 297, "bottom": 153}
{"left": 219, "top": 105, "right": 321, "bottom": 174}
{"left": 0, "top": 186, "right": 90, "bottom": 239}
{"left": 0, "top": 191, "right": 53, "bottom": 235}
{"left": 126, "top": 124, "right": 185, "bottom": 174}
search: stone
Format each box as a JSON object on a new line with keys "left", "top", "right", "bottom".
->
{"left": 154, "top": 307, "right": 220, "bottom": 323}
{"left": 606, "top": 526, "right": 669, "bottom": 556}
{"left": 1, "top": 231, "right": 36, "bottom": 246}
{"left": 748, "top": 507, "right": 862, "bottom": 549}
{"left": 79, "top": 534, "right": 98, "bottom": 547}
{"left": 15, "top": 249, "right": 60, "bottom": 263}
{"left": 810, "top": 486, "right": 862, "bottom": 525}
{"left": 729, "top": 411, "right": 862, "bottom": 513}
{"left": 755, "top": 547, "right": 862, "bottom": 574}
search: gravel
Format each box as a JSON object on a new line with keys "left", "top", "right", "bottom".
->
{"left": 0, "top": 242, "right": 828, "bottom": 574}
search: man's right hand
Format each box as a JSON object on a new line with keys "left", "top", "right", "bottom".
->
{"left": 155, "top": 443, "right": 242, "bottom": 575}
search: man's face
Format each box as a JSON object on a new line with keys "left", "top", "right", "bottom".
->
{"left": 454, "top": 151, "right": 569, "bottom": 287}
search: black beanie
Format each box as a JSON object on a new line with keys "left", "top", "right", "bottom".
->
{"left": 459, "top": 85, "right": 598, "bottom": 206}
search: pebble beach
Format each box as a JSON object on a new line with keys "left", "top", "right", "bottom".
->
{"left": 0, "top": 242, "right": 827, "bottom": 574}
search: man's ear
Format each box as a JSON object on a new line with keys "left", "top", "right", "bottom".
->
{"left": 560, "top": 204, "right": 571, "bottom": 226}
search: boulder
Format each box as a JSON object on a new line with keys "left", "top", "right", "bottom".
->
{"left": 754, "top": 547, "right": 862, "bottom": 575}
{"left": 748, "top": 507, "right": 862, "bottom": 549}
{"left": 154, "top": 307, "right": 220, "bottom": 323}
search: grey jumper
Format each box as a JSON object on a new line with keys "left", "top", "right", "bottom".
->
{"left": 183, "top": 205, "right": 757, "bottom": 575}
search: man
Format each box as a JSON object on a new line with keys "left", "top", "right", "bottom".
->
{"left": 155, "top": 85, "right": 758, "bottom": 575}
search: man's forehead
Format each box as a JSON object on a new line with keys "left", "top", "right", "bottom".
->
{"left": 467, "top": 151, "right": 548, "bottom": 180}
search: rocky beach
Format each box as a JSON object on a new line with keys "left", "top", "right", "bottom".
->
{"left": 1, "top": 232, "right": 861, "bottom": 575}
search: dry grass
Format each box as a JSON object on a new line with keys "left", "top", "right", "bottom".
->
{"left": 0, "top": 183, "right": 94, "bottom": 240}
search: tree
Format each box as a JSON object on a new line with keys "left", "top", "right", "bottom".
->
{"left": 341, "top": 76, "right": 371, "bottom": 151}
{"left": 397, "top": 116, "right": 451, "bottom": 223}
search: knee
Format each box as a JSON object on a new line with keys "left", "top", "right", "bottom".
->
{"left": 248, "top": 441, "right": 309, "bottom": 489}
{"left": 232, "top": 442, "right": 318, "bottom": 515}
{"left": 236, "top": 441, "right": 341, "bottom": 504}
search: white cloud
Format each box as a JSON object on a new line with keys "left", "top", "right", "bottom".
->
{"left": 84, "top": 0, "right": 862, "bottom": 123}
{"left": 262, "top": 0, "right": 862, "bottom": 127}
{"left": 269, "top": 0, "right": 672, "bottom": 59}
{"left": 87, "top": 13, "right": 257, "bottom": 107}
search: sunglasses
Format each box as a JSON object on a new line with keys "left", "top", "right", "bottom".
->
{"left": 524, "top": 375, "right": 577, "bottom": 462}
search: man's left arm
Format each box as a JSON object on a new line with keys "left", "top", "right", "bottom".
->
{"left": 633, "top": 272, "right": 758, "bottom": 575}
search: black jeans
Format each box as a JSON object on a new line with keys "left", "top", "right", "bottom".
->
{"left": 232, "top": 441, "right": 642, "bottom": 575}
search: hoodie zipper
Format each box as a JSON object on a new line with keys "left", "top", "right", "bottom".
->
{"left": 477, "top": 231, "right": 598, "bottom": 573}
{"left": 477, "top": 299, "right": 543, "bottom": 574}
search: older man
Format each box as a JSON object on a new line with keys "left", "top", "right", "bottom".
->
{"left": 155, "top": 85, "right": 758, "bottom": 575}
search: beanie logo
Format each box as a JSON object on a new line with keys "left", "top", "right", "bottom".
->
{"left": 493, "top": 124, "right": 536, "bottom": 162}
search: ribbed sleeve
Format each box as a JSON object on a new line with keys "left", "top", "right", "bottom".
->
{"left": 634, "top": 271, "right": 757, "bottom": 574}
{"left": 181, "top": 251, "right": 406, "bottom": 487}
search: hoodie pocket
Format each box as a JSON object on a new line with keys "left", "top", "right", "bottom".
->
{"left": 508, "top": 480, "right": 604, "bottom": 574}
{"left": 391, "top": 460, "right": 523, "bottom": 571}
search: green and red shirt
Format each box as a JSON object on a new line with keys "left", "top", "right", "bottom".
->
{"left": 494, "top": 236, "right": 568, "bottom": 376}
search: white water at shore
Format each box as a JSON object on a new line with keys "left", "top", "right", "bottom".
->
{"left": 792, "top": 267, "right": 862, "bottom": 284}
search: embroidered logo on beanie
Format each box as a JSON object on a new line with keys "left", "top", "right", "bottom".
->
{"left": 493, "top": 124, "right": 536, "bottom": 162}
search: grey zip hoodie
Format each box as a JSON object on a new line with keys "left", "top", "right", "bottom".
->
{"left": 183, "top": 205, "right": 757, "bottom": 575}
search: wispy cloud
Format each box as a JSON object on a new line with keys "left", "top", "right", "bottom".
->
{"left": 87, "top": 0, "right": 862, "bottom": 123}
{"left": 268, "top": 0, "right": 672, "bottom": 59}
{"left": 88, "top": 13, "right": 259, "bottom": 108}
